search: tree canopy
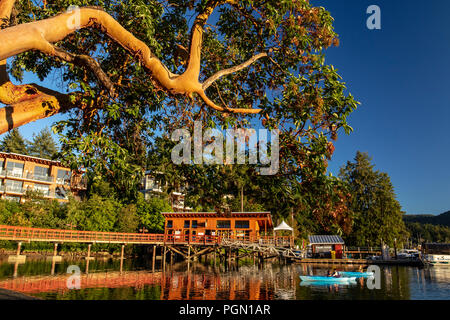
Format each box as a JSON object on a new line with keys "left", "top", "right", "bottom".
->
{"left": 0, "top": 127, "right": 28, "bottom": 154}
{"left": 339, "top": 151, "right": 409, "bottom": 246}
{"left": 0, "top": 0, "right": 358, "bottom": 193}
{"left": 0, "top": 0, "right": 361, "bottom": 239}
{"left": 28, "top": 126, "right": 59, "bottom": 159}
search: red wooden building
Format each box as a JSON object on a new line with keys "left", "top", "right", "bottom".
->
{"left": 162, "top": 211, "right": 273, "bottom": 242}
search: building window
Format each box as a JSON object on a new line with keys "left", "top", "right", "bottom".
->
{"left": 184, "top": 220, "right": 190, "bottom": 228}
{"left": 217, "top": 220, "right": 231, "bottom": 229}
{"left": 167, "top": 220, "right": 173, "bottom": 228}
{"left": 6, "top": 161, "right": 24, "bottom": 177}
{"left": 34, "top": 166, "right": 50, "bottom": 181}
{"left": 56, "top": 169, "right": 71, "bottom": 185}
{"left": 34, "top": 183, "right": 50, "bottom": 196}
{"left": 5, "top": 179, "right": 23, "bottom": 193}
{"left": 192, "top": 220, "right": 198, "bottom": 228}
{"left": 235, "top": 220, "right": 250, "bottom": 229}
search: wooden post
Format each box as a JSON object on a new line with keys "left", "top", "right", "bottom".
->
{"left": 16, "top": 242, "right": 22, "bottom": 256}
{"left": 13, "top": 261, "right": 19, "bottom": 278}
{"left": 152, "top": 245, "right": 156, "bottom": 272}
{"left": 394, "top": 238, "right": 398, "bottom": 260}
{"left": 120, "top": 244, "right": 125, "bottom": 273}
{"left": 53, "top": 243, "right": 58, "bottom": 257}
{"left": 162, "top": 246, "right": 167, "bottom": 272}
{"left": 87, "top": 244, "right": 91, "bottom": 259}
{"left": 188, "top": 245, "right": 191, "bottom": 262}
{"left": 51, "top": 258, "right": 56, "bottom": 275}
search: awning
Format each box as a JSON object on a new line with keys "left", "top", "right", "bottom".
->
{"left": 273, "top": 220, "right": 293, "bottom": 232}
{"left": 308, "top": 235, "right": 344, "bottom": 245}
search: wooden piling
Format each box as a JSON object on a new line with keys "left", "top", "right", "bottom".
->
{"left": 53, "top": 243, "right": 58, "bottom": 257}
{"left": 152, "top": 245, "right": 156, "bottom": 272}
{"left": 16, "top": 242, "right": 22, "bottom": 256}
{"left": 120, "top": 244, "right": 125, "bottom": 273}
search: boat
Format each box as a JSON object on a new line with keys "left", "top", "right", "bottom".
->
{"left": 338, "top": 271, "right": 374, "bottom": 278}
{"left": 424, "top": 254, "right": 450, "bottom": 266}
{"left": 422, "top": 243, "right": 450, "bottom": 266}
{"left": 299, "top": 275, "right": 356, "bottom": 283}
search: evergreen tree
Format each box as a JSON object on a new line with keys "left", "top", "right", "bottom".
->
{"left": 0, "top": 128, "right": 28, "bottom": 155}
{"left": 339, "top": 151, "right": 409, "bottom": 247}
{"left": 28, "top": 127, "right": 59, "bottom": 159}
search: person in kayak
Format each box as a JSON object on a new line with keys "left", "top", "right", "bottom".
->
{"left": 328, "top": 269, "right": 340, "bottom": 277}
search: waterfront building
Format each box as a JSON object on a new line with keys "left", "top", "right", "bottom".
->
{"left": 140, "top": 170, "right": 191, "bottom": 212}
{"left": 307, "top": 235, "right": 345, "bottom": 259}
{"left": 0, "top": 152, "right": 87, "bottom": 203}
{"left": 162, "top": 211, "right": 273, "bottom": 240}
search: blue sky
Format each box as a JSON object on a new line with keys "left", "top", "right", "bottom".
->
{"left": 314, "top": 0, "right": 450, "bottom": 215}
{"left": 2, "top": 0, "right": 449, "bottom": 215}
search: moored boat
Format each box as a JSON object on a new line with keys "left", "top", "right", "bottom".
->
{"left": 424, "top": 254, "right": 450, "bottom": 266}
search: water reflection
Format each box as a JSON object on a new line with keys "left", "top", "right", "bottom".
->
{"left": 0, "top": 255, "right": 449, "bottom": 300}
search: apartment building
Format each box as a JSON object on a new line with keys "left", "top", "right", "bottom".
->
{"left": 140, "top": 171, "right": 191, "bottom": 212}
{"left": 0, "top": 152, "right": 87, "bottom": 203}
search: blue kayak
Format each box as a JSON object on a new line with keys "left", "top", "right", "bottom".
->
{"left": 299, "top": 275, "right": 356, "bottom": 283}
{"left": 338, "top": 271, "right": 374, "bottom": 278}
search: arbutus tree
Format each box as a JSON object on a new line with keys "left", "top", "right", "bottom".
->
{"left": 0, "top": 0, "right": 358, "bottom": 231}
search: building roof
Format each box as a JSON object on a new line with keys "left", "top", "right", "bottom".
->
{"left": 308, "top": 235, "right": 344, "bottom": 245}
{"left": 0, "top": 152, "right": 67, "bottom": 167}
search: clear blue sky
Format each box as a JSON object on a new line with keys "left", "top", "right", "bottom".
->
{"left": 315, "top": 0, "right": 450, "bottom": 215}
{"left": 2, "top": 0, "right": 449, "bottom": 215}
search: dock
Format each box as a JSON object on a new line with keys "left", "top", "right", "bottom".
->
{"left": 294, "top": 258, "right": 368, "bottom": 265}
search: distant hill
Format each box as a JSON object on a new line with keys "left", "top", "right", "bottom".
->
{"left": 403, "top": 211, "right": 450, "bottom": 227}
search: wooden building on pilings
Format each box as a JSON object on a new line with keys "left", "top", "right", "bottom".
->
{"left": 162, "top": 211, "right": 274, "bottom": 242}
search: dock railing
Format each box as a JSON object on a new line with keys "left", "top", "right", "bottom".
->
{"left": 0, "top": 224, "right": 294, "bottom": 247}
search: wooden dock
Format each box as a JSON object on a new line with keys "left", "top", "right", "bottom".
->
{"left": 294, "top": 258, "right": 368, "bottom": 265}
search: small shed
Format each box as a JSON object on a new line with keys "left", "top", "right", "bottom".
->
{"left": 308, "top": 235, "right": 345, "bottom": 259}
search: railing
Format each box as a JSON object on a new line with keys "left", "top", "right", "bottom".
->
{"left": 0, "top": 169, "right": 55, "bottom": 183}
{"left": 3, "top": 185, "right": 26, "bottom": 194}
{"left": 0, "top": 224, "right": 294, "bottom": 247}
{"left": 345, "top": 246, "right": 381, "bottom": 252}
{"left": 219, "top": 235, "right": 294, "bottom": 248}
{"left": 0, "top": 225, "right": 166, "bottom": 244}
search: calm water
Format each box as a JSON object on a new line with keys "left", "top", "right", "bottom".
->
{"left": 0, "top": 256, "right": 449, "bottom": 300}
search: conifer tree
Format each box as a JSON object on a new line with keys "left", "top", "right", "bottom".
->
{"left": 0, "top": 128, "right": 28, "bottom": 155}
{"left": 339, "top": 151, "right": 409, "bottom": 246}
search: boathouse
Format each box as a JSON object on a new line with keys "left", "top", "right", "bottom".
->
{"left": 162, "top": 211, "right": 273, "bottom": 241}
{"left": 308, "top": 235, "right": 345, "bottom": 259}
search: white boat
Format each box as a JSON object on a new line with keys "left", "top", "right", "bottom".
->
{"left": 424, "top": 254, "right": 450, "bottom": 266}
{"left": 397, "top": 249, "right": 420, "bottom": 259}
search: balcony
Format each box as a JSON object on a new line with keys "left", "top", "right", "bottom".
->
{"left": 70, "top": 175, "right": 88, "bottom": 190}
{"left": 0, "top": 168, "right": 54, "bottom": 183}
{"left": 2, "top": 185, "right": 25, "bottom": 194}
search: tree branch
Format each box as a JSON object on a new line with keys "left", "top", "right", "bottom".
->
{"left": 0, "top": 1, "right": 262, "bottom": 131}
{"left": 0, "top": 81, "right": 79, "bottom": 133}
{"left": 52, "top": 47, "right": 116, "bottom": 97}
{"left": 202, "top": 52, "right": 268, "bottom": 90}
